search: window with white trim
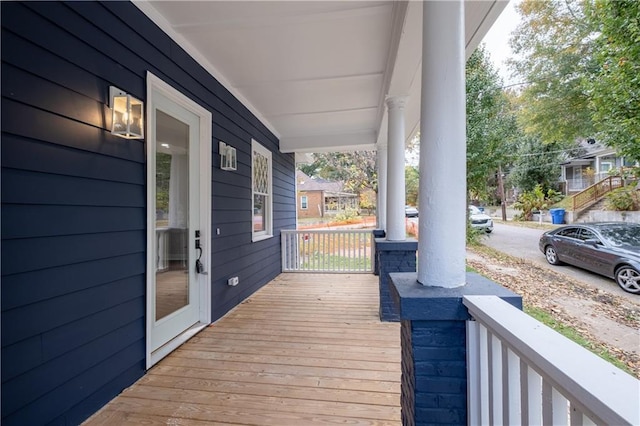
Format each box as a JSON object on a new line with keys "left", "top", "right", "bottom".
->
{"left": 252, "top": 140, "right": 273, "bottom": 241}
{"left": 600, "top": 162, "right": 613, "bottom": 173}
{"left": 300, "top": 195, "right": 308, "bottom": 209}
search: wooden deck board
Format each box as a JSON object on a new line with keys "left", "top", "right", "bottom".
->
{"left": 84, "top": 273, "right": 401, "bottom": 425}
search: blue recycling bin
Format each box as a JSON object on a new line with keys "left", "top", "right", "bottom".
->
{"left": 549, "top": 208, "right": 565, "bottom": 224}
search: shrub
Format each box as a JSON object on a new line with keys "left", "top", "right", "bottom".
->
{"left": 334, "top": 208, "right": 360, "bottom": 222}
{"left": 466, "top": 222, "right": 485, "bottom": 245}
{"left": 513, "top": 184, "right": 563, "bottom": 220}
{"left": 605, "top": 186, "right": 639, "bottom": 211}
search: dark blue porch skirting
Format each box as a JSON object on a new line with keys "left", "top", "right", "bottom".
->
{"left": 372, "top": 230, "right": 386, "bottom": 275}
{"left": 375, "top": 239, "right": 417, "bottom": 322}
{"left": 389, "top": 272, "right": 522, "bottom": 426}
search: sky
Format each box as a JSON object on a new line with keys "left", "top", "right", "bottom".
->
{"left": 480, "top": 0, "right": 522, "bottom": 86}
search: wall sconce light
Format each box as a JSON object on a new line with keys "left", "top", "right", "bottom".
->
{"left": 110, "top": 86, "right": 144, "bottom": 139}
{"left": 219, "top": 141, "right": 237, "bottom": 171}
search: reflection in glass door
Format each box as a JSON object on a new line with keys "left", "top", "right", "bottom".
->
{"left": 155, "top": 110, "right": 190, "bottom": 321}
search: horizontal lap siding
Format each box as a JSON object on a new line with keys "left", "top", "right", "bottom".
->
{"left": 1, "top": 1, "right": 295, "bottom": 425}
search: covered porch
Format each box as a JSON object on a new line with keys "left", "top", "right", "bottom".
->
{"left": 85, "top": 266, "right": 639, "bottom": 425}
{"left": 85, "top": 273, "right": 402, "bottom": 424}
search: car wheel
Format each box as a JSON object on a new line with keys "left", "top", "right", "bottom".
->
{"left": 544, "top": 246, "right": 562, "bottom": 265}
{"left": 615, "top": 266, "right": 640, "bottom": 294}
{"left": 485, "top": 229, "right": 492, "bottom": 233}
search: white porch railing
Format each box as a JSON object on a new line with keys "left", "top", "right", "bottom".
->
{"left": 281, "top": 229, "right": 373, "bottom": 273}
{"left": 464, "top": 295, "right": 639, "bottom": 426}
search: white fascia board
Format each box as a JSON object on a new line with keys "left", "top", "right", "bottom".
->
{"left": 132, "top": 0, "right": 281, "bottom": 139}
{"left": 281, "top": 131, "right": 377, "bottom": 153}
{"left": 594, "top": 147, "right": 617, "bottom": 158}
{"left": 294, "top": 152, "right": 314, "bottom": 165}
{"left": 465, "top": 0, "right": 509, "bottom": 60}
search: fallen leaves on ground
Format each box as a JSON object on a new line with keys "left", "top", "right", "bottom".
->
{"left": 468, "top": 245, "right": 640, "bottom": 378}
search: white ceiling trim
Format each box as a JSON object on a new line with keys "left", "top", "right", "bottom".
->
{"left": 132, "top": 0, "right": 281, "bottom": 139}
{"left": 281, "top": 131, "right": 377, "bottom": 154}
{"left": 170, "top": 3, "right": 393, "bottom": 31}
{"left": 465, "top": 0, "right": 508, "bottom": 55}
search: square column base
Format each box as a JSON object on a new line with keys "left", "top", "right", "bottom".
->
{"left": 375, "top": 239, "right": 418, "bottom": 322}
{"left": 372, "top": 230, "right": 386, "bottom": 275}
{"left": 390, "top": 272, "right": 522, "bottom": 425}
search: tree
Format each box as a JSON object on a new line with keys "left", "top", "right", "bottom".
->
{"left": 298, "top": 151, "right": 378, "bottom": 195}
{"left": 405, "top": 166, "right": 419, "bottom": 206}
{"left": 156, "top": 153, "right": 171, "bottom": 215}
{"left": 509, "top": 0, "right": 597, "bottom": 145}
{"left": 587, "top": 0, "right": 640, "bottom": 161}
{"left": 466, "top": 46, "right": 519, "bottom": 203}
{"left": 507, "top": 137, "right": 566, "bottom": 192}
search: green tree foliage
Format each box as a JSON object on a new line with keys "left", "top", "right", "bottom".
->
{"left": 156, "top": 153, "right": 171, "bottom": 214}
{"left": 509, "top": 0, "right": 597, "bottom": 145}
{"left": 510, "top": 0, "right": 639, "bottom": 162}
{"left": 588, "top": 0, "right": 640, "bottom": 161}
{"left": 405, "top": 166, "right": 420, "bottom": 206}
{"left": 466, "top": 47, "right": 519, "bottom": 202}
{"left": 359, "top": 190, "right": 377, "bottom": 214}
{"left": 507, "top": 137, "right": 579, "bottom": 192}
{"left": 298, "top": 151, "right": 377, "bottom": 195}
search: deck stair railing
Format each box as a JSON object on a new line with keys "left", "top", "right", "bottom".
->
{"left": 572, "top": 175, "right": 623, "bottom": 213}
{"left": 464, "top": 295, "right": 639, "bottom": 426}
{"left": 281, "top": 229, "right": 373, "bottom": 273}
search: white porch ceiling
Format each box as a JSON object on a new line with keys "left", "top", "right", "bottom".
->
{"left": 136, "top": 1, "right": 507, "bottom": 154}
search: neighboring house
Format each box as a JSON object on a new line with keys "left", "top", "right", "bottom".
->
{"left": 296, "top": 170, "right": 359, "bottom": 218}
{"left": 560, "top": 140, "right": 637, "bottom": 194}
{"left": 1, "top": 2, "right": 507, "bottom": 425}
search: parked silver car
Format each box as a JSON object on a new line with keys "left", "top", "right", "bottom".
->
{"left": 539, "top": 222, "right": 640, "bottom": 294}
{"left": 405, "top": 205, "right": 419, "bottom": 217}
{"left": 468, "top": 205, "right": 493, "bottom": 233}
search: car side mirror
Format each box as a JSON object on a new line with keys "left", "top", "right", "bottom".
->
{"left": 584, "top": 238, "right": 601, "bottom": 247}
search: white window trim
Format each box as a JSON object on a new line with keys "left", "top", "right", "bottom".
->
{"left": 301, "top": 195, "right": 308, "bottom": 210}
{"left": 252, "top": 139, "right": 273, "bottom": 242}
{"left": 600, "top": 161, "right": 613, "bottom": 172}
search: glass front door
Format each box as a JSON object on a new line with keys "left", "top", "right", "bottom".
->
{"left": 149, "top": 91, "right": 201, "bottom": 353}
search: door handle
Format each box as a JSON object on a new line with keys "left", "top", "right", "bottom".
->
{"left": 195, "top": 230, "right": 206, "bottom": 274}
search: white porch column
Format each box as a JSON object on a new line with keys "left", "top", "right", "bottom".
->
{"left": 377, "top": 143, "right": 388, "bottom": 231}
{"left": 386, "top": 96, "right": 408, "bottom": 241}
{"left": 417, "top": 0, "right": 466, "bottom": 287}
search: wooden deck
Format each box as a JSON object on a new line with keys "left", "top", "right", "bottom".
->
{"left": 85, "top": 273, "right": 401, "bottom": 425}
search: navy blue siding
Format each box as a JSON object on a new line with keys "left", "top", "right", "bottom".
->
{"left": 1, "top": 1, "right": 295, "bottom": 425}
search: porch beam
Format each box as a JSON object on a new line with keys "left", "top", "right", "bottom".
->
{"left": 386, "top": 95, "right": 408, "bottom": 241}
{"left": 417, "top": 0, "right": 466, "bottom": 287}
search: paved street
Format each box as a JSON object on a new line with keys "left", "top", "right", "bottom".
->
{"left": 482, "top": 222, "right": 639, "bottom": 303}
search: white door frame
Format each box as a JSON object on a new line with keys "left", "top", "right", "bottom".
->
{"left": 145, "top": 71, "right": 212, "bottom": 368}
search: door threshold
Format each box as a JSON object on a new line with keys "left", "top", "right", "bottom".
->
{"left": 147, "top": 322, "right": 208, "bottom": 369}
